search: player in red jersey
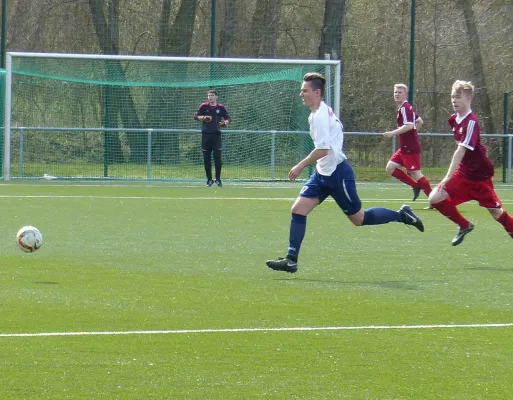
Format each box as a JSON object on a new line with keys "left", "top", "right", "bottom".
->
{"left": 383, "top": 84, "right": 432, "bottom": 205}
{"left": 194, "top": 90, "right": 232, "bottom": 187}
{"left": 428, "top": 80, "right": 513, "bottom": 245}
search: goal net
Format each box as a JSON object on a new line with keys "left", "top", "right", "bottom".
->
{"left": 3, "top": 52, "right": 340, "bottom": 181}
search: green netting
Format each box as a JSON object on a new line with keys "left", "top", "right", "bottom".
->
{"left": 7, "top": 55, "right": 341, "bottom": 180}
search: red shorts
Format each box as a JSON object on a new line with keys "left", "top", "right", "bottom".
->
{"left": 389, "top": 150, "right": 421, "bottom": 172}
{"left": 444, "top": 171, "right": 502, "bottom": 208}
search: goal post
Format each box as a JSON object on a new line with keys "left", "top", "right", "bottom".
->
{"left": 3, "top": 52, "right": 341, "bottom": 181}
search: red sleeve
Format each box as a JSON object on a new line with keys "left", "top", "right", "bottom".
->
{"left": 400, "top": 104, "right": 415, "bottom": 125}
{"left": 461, "top": 117, "right": 479, "bottom": 150}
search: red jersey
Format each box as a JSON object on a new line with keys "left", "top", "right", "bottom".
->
{"left": 397, "top": 101, "right": 421, "bottom": 154}
{"left": 448, "top": 111, "right": 494, "bottom": 181}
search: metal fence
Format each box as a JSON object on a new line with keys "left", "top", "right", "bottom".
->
{"left": 7, "top": 127, "right": 513, "bottom": 183}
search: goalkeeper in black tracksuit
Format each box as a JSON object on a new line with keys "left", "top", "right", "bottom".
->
{"left": 194, "top": 90, "right": 232, "bottom": 187}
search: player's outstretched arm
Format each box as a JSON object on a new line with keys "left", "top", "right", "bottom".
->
{"left": 383, "top": 123, "right": 414, "bottom": 138}
{"left": 439, "top": 145, "right": 466, "bottom": 188}
{"left": 288, "top": 148, "right": 328, "bottom": 181}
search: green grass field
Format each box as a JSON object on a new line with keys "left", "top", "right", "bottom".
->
{"left": 1, "top": 181, "right": 513, "bottom": 399}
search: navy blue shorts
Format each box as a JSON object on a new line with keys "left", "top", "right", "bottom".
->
{"left": 299, "top": 160, "right": 362, "bottom": 216}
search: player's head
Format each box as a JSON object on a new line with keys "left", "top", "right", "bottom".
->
{"left": 393, "top": 84, "right": 408, "bottom": 103}
{"left": 207, "top": 90, "right": 218, "bottom": 104}
{"left": 301, "top": 72, "right": 326, "bottom": 109}
{"left": 451, "top": 80, "right": 474, "bottom": 114}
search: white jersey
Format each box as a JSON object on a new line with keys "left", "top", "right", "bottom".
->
{"left": 308, "top": 101, "right": 346, "bottom": 175}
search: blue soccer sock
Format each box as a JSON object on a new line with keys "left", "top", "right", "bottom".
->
{"left": 287, "top": 213, "right": 307, "bottom": 261}
{"left": 362, "top": 207, "right": 401, "bottom": 226}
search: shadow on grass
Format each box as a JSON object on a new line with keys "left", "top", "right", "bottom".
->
{"left": 33, "top": 281, "right": 59, "bottom": 285}
{"left": 467, "top": 266, "right": 513, "bottom": 272}
{"left": 274, "top": 278, "right": 445, "bottom": 290}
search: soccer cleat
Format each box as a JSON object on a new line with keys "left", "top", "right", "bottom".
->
{"left": 412, "top": 185, "right": 421, "bottom": 201}
{"left": 423, "top": 204, "right": 434, "bottom": 210}
{"left": 215, "top": 179, "right": 223, "bottom": 187}
{"left": 451, "top": 222, "right": 474, "bottom": 246}
{"left": 206, "top": 179, "right": 214, "bottom": 187}
{"left": 266, "top": 257, "right": 298, "bottom": 273}
{"left": 399, "top": 204, "right": 424, "bottom": 232}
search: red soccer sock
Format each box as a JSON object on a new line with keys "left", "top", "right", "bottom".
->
{"left": 432, "top": 198, "right": 469, "bottom": 229}
{"left": 391, "top": 169, "right": 418, "bottom": 188}
{"left": 417, "top": 176, "right": 432, "bottom": 196}
{"left": 497, "top": 211, "right": 513, "bottom": 239}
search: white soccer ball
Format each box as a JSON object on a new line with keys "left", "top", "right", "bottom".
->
{"left": 16, "top": 226, "right": 43, "bottom": 253}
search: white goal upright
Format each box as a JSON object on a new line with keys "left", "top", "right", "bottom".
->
{"left": 2, "top": 52, "right": 341, "bottom": 181}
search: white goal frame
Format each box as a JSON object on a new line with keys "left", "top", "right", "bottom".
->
{"left": 3, "top": 52, "right": 341, "bottom": 180}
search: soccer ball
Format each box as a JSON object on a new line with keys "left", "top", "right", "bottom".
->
{"left": 16, "top": 226, "right": 43, "bottom": 253}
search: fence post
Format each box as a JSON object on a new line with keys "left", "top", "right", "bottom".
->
{"left": 270, "top": 131, "right": 276, "bottom": 180}
{"left": 503, "top": 92, "right": 508, "bottom": 183}
{"left": 508, "top": 135, "right": 512, "bottom": 184}
{"left": 147, "top": 129, "right": 152, "bottom": 179}
{"left": 18, "top": 128, "right": 23, "bottom": 178}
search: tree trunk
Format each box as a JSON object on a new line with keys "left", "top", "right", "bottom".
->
{"left": 249, "top": 0, "right": 283, "bottom": 57}
{"left": 318, "top": 0, "right": 346, "bottom": 118}
{"left": 88, "top": 0, "right": 146, "bottom": 163}
{"left": 164, "top": 0, "right": 199, "bottom": 56}
{"left": 145, "top": 0, "right": 199, "bottom": 164}
{"left": 318, "top": 0, "right": 346, "bottom": 61}
{"left": 455, "top": 0, "right": 498, "bottom": 165}
{"left": 456, "top": 0, "right": 495, "bottom": 133}
{"left": 219, "top": 0, "right": 237, "bottom": 57}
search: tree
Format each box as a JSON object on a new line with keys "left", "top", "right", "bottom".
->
{"left": 145, "top": 0, "right": 199, "bottom": 164}
{"left": 88, "top": 0, "right": 145, "bottom": 163}
{"left": 219, "top": 0, "right": 238, "bottom": 57}
{"left": 455, "top": 0, "right": 495, "bottom": 134}
{"left": 249, "top": 0, "right": 283, "bottom": 57}
{"left": 318, "top": 0, "right": 347, "bottom": 61}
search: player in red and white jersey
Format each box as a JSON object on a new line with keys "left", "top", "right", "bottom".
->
{"left": 428, "top": 80, "right": 513, "bottom": 245}
{"left": 383, "top": 84, "right": 432, "bottom": 205}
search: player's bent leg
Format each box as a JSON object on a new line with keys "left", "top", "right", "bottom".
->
{"left": 430, "top": 189, "right": 473, "bottom": 244}
{"left": 451, "top": 223, "right": 474, "bottom": 246}
{"left": 385, "top": 160, "right": 398, "bottom": 175}
{"left": 490, "top": 208, "right": 513, "bottom": 239}
{"left": 397, "top": 205, "right": 424, "bottom": 232}
{"left": 348, "top": 207, "right": 403, "bottom": 227}
{"left": 267, "top": 197, "right": 319, "bottom": 273}
{"left": 346, "top": 205, "right": 423, "bottom": 232}
{"left": 390, "top": 167, "right": 419, "bottom": 193}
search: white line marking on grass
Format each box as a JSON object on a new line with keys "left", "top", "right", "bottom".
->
{"left": 1, "top": 323, "right": 512, "bottom": 338}
{"left": 2, "top": 194, "right": 513, "bottom": 206}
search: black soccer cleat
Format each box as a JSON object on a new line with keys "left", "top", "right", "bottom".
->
{"left": 215, "top": 179, "right": 223, "bottom": 187}
{"left": 399, "top": 204, "right": 424, "bottom": 232}
{"left": 266, "top": 257, "right": 298, "bottom": 273}
{"left": 206, "top": 179, "right": 214, "bottom": 187}
{"left": 412, "top": 185, "right": 421, "bottom": 201}
{"left": 452, "top": 222, "right": 474, "bottom": 246}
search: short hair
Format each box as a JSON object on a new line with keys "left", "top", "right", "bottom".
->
{"left": 208, "top": 89, "right": 217, "bottom": 96}
{"left": 394, "top": 83, "right": 408, "bottom": 92}
{"left": 452, "top": 80, "right": 474, "bottom": 97}
{"left": 303, "top": 72, "right": 326, "bottom": 97}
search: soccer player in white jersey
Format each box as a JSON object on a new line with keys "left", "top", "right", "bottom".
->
{"left": 266, "top": 72, "right": 424, "bottom": 273}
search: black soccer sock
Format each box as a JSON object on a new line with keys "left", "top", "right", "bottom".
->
{"left": 202, "top": 150, "right": 212, "bottom": 180}
{"left": 213, "top": 150, "right": 223, "bottom": 181}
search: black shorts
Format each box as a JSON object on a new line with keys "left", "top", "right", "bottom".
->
{"left": 201, "top": 133, "right": 222, "bottom": 152}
